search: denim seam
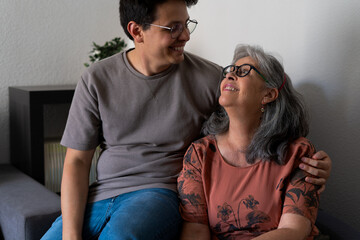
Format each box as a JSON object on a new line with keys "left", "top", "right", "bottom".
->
{"left": 104, "top": 197, "right": 117, "bottom": 220}
{"left": 88, "top": 197, "right": 117, "bottom": 240}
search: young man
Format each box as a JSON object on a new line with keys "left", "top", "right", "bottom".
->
{"left": 42, "top": 0, "right": 331, "bottom": 239}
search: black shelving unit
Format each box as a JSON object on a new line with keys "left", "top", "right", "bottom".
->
{"left": 9, "top": 85, "right": 76, "bottom": 184}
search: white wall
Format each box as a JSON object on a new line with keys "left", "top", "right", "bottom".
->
{"left": 1, "top": 0, "right": 359, "bottom": 231}
{"left": 0, "top": 0, "right": 126, "bottom": 163}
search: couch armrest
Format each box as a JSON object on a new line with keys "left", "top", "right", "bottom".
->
{"left": 0, "top": 164, "right": 61, "bottom": 240}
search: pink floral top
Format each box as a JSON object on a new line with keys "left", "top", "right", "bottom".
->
{"left": 178, "top": 135, "right": 319, "bottom": 240}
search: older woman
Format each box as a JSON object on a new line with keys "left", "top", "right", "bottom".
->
{"left": 178, "top": 45, "right": 321, "bottom": 240}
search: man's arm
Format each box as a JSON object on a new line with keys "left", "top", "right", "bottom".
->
{"left": 300, "top": 150, "right": 332, "bottom": 193}
{"left": 61, "top": 148, "right": 95, "bottom": 240}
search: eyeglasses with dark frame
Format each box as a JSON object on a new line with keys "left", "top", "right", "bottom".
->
{"left": 147, "top": 19, "right": 198, "bottom": 39}
{"left": 222, "top": 64, "right": 268, "bottom": 83}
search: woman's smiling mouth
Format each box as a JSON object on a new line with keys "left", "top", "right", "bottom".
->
{"left": 223, "top": 84, "right": 239, "bottom": 92}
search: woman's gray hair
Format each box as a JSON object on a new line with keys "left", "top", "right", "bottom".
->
{"left": 202, "top": 44, "right": 309, "bottom": 165}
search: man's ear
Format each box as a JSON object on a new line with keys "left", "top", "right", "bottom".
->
{"left": 127, "top": 21, "right": 144, "bottom": 43}
{"left": 262, "top": 88, "right": 279, "bottom": 105}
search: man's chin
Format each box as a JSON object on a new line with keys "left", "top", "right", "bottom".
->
{"left": 171, "top": 54, "right": 185, "bottom": 64}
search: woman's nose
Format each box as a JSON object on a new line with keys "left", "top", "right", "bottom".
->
{"left": 226, "top": 72, "right": 236, "bottom": 81}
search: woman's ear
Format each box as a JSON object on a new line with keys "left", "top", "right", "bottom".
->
{"left": 127, "top": 21, "right": 144, "bottom": 43}
{"left": 262, "top": 88, "right": 279, "bottom": 104}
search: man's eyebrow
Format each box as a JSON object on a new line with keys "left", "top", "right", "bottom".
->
{"left": 167, "top": 17, "right": 190, "bottom": 25}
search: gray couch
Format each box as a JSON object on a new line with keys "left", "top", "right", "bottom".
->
{"left": 0, "top": 164, "right": 60, "bottom": 240}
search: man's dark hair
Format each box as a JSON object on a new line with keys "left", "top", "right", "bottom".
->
{"left": 119, "top": 0, "right": 198, "bottom": 40}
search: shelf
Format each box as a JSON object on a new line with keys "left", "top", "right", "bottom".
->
{"left": 9, "top": 85, "right": 76, "bottom": 184}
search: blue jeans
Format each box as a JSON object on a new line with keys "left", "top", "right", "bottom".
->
{"left": 41, "top": 188, "right": 182, "bottom": 240}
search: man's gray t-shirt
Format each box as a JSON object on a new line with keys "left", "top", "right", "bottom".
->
{"left": 61, "top": 49, "right": 222, "bottom": 202}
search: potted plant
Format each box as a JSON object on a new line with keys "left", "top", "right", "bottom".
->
{"left": 84, "top": 37, "right": 127, "bottom": 67}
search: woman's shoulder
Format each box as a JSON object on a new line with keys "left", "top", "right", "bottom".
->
{"left": 289, "top": 137, "right": 316, "bottom": 155}
{"left": 185, "top": 135, "right": 218, "bottom": 164}
{"left": 192, "top": 135, "right": 217, "bottom": 151}
{"left": 284, "top": 137, "right": 316, "bottom": 168}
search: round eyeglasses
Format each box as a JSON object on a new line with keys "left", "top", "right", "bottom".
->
{"left": 222, "top": 64, "right": 268, "bottom": 82}
{"left": 148, "top": 19, "right": 198, "bottom": 39}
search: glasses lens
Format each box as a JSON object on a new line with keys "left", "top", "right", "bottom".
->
{"left": 222, "top": 65, "right": 235, "bottom": 77}
{"left": 171, "top": 23, "right": 183, "bottom": 38}
{"left": 238, "top": 65, "right": 251, "bottom": 77}
{"left": 170, "top": 20, "right": 197, "bottom": 38}
{"left": 187, "top": 20, "right": 198, "bottom": 34}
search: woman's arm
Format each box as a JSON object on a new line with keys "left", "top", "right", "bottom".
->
{"left": 178, "top": 144, "right": 211, "bottom": 240}
{"left": 180, "top": 222, "right": 211, "bottom": 240}
{"left": 254, "top": 139, "right": 320, "bottom": 240}
{"left": 301, "top": 150, "right": 332, "bottom": 193}
{"left": 61, "top": 148, "right": 95, "bottom": 240}
{"left": 252, "top": 213, "right": 311, "bottom": 240}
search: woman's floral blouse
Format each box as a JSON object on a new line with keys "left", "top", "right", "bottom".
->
{"left": 178, "top": 135, "right": 319, "bottom": 240}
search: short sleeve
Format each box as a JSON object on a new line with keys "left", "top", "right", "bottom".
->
{"left": 177, "top": 144, "right": 209, "bottom": 225}
{"left": 283, "top": 139, "right": 320, "bottom": 236}
{"left": 60, "top": 76, "right": 101, "bottom": 150}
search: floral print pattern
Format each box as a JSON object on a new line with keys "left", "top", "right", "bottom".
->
{"left": 212, "top": 196, "right": 271, "bottom": 239}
